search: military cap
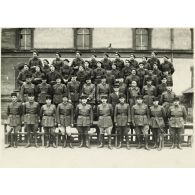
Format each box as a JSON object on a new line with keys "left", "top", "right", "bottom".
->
{"left": 136, "top": 95, "right": 143, "bottom": 99}
{"left": 115, "top": 52, "right": 121, "bottom": 57}
{"left": 28, "top": 93, "right": 34, "bottom": 97}
{"left": 101, "top": 75, "right": 106, "bottom": 79}
{"left": 64, "top": 59, "right": 70, "bottom": 63}
{"left": 33, "top": 50, "right": 39, "bottom": 55}
{"left": 153, "top": 97, "right": 159, "bottom": 102}
{"left": 76, "top": 51, "right": 82, "bottom": 56}
{"left": 81, "top": 95, "right": 88, "bottom": 99}
{"left": 146, "top": 76, "right": 152, "bottom": 81}
{"left": 130, "top": 53, "right": 136, "bottom": 58}
{"left": 163, "top": 55, "right": 169, "bottom": 59}
{"left": 97, "top": 61, "right": 103, "bottom": 65}
{"left": 43, "top": 59, "right": 49, "bottom": 64}
{"left": 46, "top": 95, "right": 52, "bottom": 100}
{"left": 104, "top": 53, "right": 109, "bottom": 57}
{"left": 119, "top": 94, "right": 126, "bottom": 99}
{"left": 173, "top": 96, "right": 180, "bottom": 101}
{"left": 56, "top": 51, "right": 61, "bottom": 57}
{"left": 152, "top": 51, "right": 157, "bottom": 55}
{"left": 11, "top": 92, "right": 17, "bottom": 97}
{"left": 100, "top": 95, "right": 108, "bottom": 99}
{"left": 41, "top": 75, "right": 47, "bottom": 80}
{"left": 161, "top": 75, "right": 167, "bottom": 80}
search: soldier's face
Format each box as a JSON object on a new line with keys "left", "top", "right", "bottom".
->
{"left": 119, "top": 98, "right": 125, "bottom": 103}
{"left": 97, "top": 63, "right": 101, "bottom": 68}
{"left": 119, "top": 78, "right": 124, "bottom": 83}
{"left": 36, "top": 66, "right": 40, "bottom": 72}
{"left": 79, "top": 66, "right": 84, "bottom": 71}
{"left": 163, "top": 57, "right": 168, "bottom": 62}
{"left": 33, "top": 52, "right": 38, "bottom": 58}
{"left": 125, "top": 61, "right": 130, "bottom": 66}
{"left": 72, "top": 77, "right": 77, "bottom": 81}
{"left": 24, "top": 65, "right": 29, "bottom": 71}
{"left": 26, "top": 78, "right": 32, "bottom": 83}
{"left": 91, "top": 55, "right": 96, "bottom": 60}
{"left": 81, "top": 99, "right": 87, "bottom": 104}
{"left": 112, "top": 65, "right": 116, "bottom": 69}
{"left": 101, "top": 99, "right": 107, "bottom": 104}
{"left": 139, "top": 64, "right": 144, "bottom": 69}
{"left": 174, "top": 101, "right": 179, "bottom": 106}
{"left": 104, "top": 55, "right": 108, "bottom": 59}
{"left": 147, "top": 81, "right": 152, "bottom": 85}
{"left": 132, "top": 70, "right": 136, "bottom": 75}
{"left": 130, "top": 55, "right": 134, "bottom": 60}
{"left": 151, "top": 52, "right": 155, "bottom": 58}
{"left": 63, "top": 97, "right": 68, "bottom": 103}
{"left": 162, "top": 78, "right": 167, "bottom": 83}
{"left": 42, "top": 79, "right": 47, "bottom": 83}
{"left": 131, "top": 81, "right": 137, "bottom": 87}
{"left": 46, "top": 99, "right": 51, "bottom": 104}
{"left": 101, "top": 79, "right": 106, "bottom": 83}
{"left": 142, "top": 57, "right": 147, "bottom": 62}
{"left": 153, "top": 64, "right": 157, "bottom": 69}
{"left": 137, "top": 99, "right": 143, "bottom": 104}
{"left": 114, "top": 88, "right": 119, "bottom": 92}
{"left": 86, "top": 80, "right": 91, "bottom": 84}
{"left": 56, "top": 54, "right": 60, "bottom": 59}
{"left": 64, "top": 61, "right": 69, "bottom": 66}
{"left": 115, "top": 54, "right": 120, "bottom": 59}
{"left": 43, "top": 60, "right": 49, "bottom": 66}
{"left": 167, "top": 87, "right": 172, "bottom": 91}
{"left": 11, "top": 96, "right": 17, "bottom": 102}
{"left": 56, "top": 79, "right": 61, "bottom": 83}
{"left": 153, "top": 101, "right": 159, "bottom": 106}
{"left": 76, "top": 53, "right": 80, "bottom": 58}
{"left": 50, "top": 66, "right": 55, "bottom": 71}
{"left": 84, "top": 62, "right": 89, "bottom": 67}
{"left": 28, "top": 96, "right": 34, "bottom": 101}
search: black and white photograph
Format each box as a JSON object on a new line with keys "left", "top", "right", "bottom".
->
{"left": 0, "top": 27, "right": 194, "bottom": 167}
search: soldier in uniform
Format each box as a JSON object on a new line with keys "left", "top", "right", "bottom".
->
{"left": 137, "top": 62, "right": 148, "bottom": 89}
{"left": 6, "top": 93, "right": 23, "bottom": 148}
{"left": 23, "top": 93, "right": 40, "bottom": 147}
{"left": 71, "top": 51, "right": 84, "bottom": 75}
{"left": 42, "top": 59, "right": 50, "bottom": 75}
{"left": 141, "top": 56, "right": 151, "bottom": 70}
{"left": 60, "top": 59, "right": 73, "bottom": 85}
{"left": 97, "top": 95, "right": 113, "bottom": 149}
{"left": 40, "top": 95, "right": 57, "bottom": 148}
{"left": 121, "top": 60, "right": 132, "bottom": 79}
{"left": 131, "top": 95, "right": 150, "bottom": 150}
{"left": 108, "top": 84, "right": 120, "bottom": 109}
{"left": 101, "top": 53, "right": 112, "bottom": 71}
{"left": 32, "top": 66, "right": 45, "bottom": 86}
{"left": 125, "top": 69, "right": 140, "bottom": 88}
{"left": 96, "top": 76, "right": 110, "bottom": 104}
{"left": 156, "top": 76, "right": 167, "bottom": 98}
{"left": 149, "top": 97, "right": 166, "bottom": 150}
{"left": 52, "top": 51, "right": 64, "bottom": 73}
{"left": 159, "top": 56, "right": 175, "bottom": 75}
{"left": 105, "top": 70, "right": 115, "bottom": 89}
{"left": 67, "top": 75, "right": 81, "bottom": 110}
{"left": 76, "top": 65, "right": 87, "bottom": 88}
{"left": 89, "top": 54, "right": 98, "bottom": 70}
{"left": 56, "top": 96, "right": 74, "bottom": 148}
{"left": 147, "top": 51, "right": 160, "bottom": 69}
{"left": 93, "top": 61, "right": 106, "bottom": 85}
{"left": 161, "top": 70, "right": 173, "bottom": 86}
{"left": 36, "top": 75, "right": 52, "bottom": 108}
{"left": 52, "top": 77, "right": 68, "bottom": 107}
{"left": 75, "top": 95, "right": 93, "bottom": 148}
{"left": 118, "top": 77, "right": 127, "bottom": 95}
{"left": 20, "top": 74, "right": 36, "bottom": 102}
{"left": 46, "top": 64, "right": 63, "bottom": 86}
{"left": 111, "top": 63, "right": 120, "bottom": 82}
{"left": 129, "top": 53, "right": 139, "bottom": 70}
{"left": 28, "top": 50, "right": 43, "bottom": 73}
{"left": 142, "top": 77, "right": 157, "bottom": 107}
{"left": 167, "top": 97, "right": 187, "bottom": 150}
{"left": 112, "top": 52, "right": 124, "bottom": 71}
{"left": 114, "top": 94, "right": 131, "bottom": 149}
{"left": 84, "top": 60, "right": 93, "bottom": 82}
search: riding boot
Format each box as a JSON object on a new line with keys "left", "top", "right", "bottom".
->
{"left": 117, "top": 133, "right": 122, "bottom": 149}
{"left": 25, "top": 133, "right": 31, "bottom": 148}
{"left": 170, "top": 136, "right": 176, "bottom": 149}
{"left": 136, "top": 135, "right": 142, "bottom": 149}
{"left": 144, "top": 136, "right": 150, "bottom": 150}
{"left": 86, "top": 134, "right": 90, "bottom": 148}
{"left": 52, "top": 134, "right": 57, "bottom": 148}
{"left": 157, "top": 135, "right": 163, "bottom": 151}
{"left": 108, "top": 135, "right": 113, "bottom": 149}
{"left": 35, "top": 134, "right": 39, "bottom": 148}
{"left": 177, "top": 134, "right": 182, "bottom": 150}
{"left": 45, "top": 134, "right": 50, "bottom": 148}
{"left": 63, "top": 135, "right": 67, "bottom": 148}
{"left": 68, "top": 135, "right": 74, "bottom": 148}
{"left": 126, "top": 136, "right": 130, "bottom": 150}
{"left": 13, "top": 133, "right": 17, "bottom": 148}
{"left": 97, "top": 134, "right": 104, "bottom": 148}
{"left": 79, "top": 134, "right": 84, "bottom": 148}
{"left": 151, "top": 133, "right": 157, "bottom": 149}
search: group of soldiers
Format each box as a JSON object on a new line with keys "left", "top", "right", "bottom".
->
{"left": 5, "top": 50, "right": 187, "bottom": 150}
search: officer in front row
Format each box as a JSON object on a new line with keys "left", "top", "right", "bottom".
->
{"left": 167, "top": 96, "right": 187, "bottom": 150}
{"left": 6, "top": 92, "right": 23, "bottom": 148}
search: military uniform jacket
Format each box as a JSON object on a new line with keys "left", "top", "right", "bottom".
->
{"left": 56, "top": 102, "right": 74, "bottom": 126}
{"left": 46, "top": 71, "right": 62, "bottom": 85}
{"left": 36, "top": 83, "right": 52, "bottom": 104}
{"left": 159, "top": 61, "right": 175, "bottom": 75}
{"left": 160, "top": 91, "right": 176, "bottom": 107}
{"left": 132, "top": 103, "right": 149, "bottom": 126}
{"left": 85, "top": 67, "right": 93, "bottom": 80}
{"left": 114, "top": 103, "right": 131, "bottom": 126}
{"left": 97, "top": 103, "right": 113, "bottom": 128}
{"left": 77, "top": 70, "right": 87, "bottom": 84}
{"left": 125, "top": 75, "right": 140, "bottom": 86}
{"left": 167, "top": 105, "right": 187, "bottom": 128}
{"left": 101, "top": 58, "right": 112, "bottom": 70}
{"left": 142, "top": 84, "right": 157, "bottom": 106}
{"left": 137, "top": 68, "right": 148, "bottom": 81}
{"left": 20, "top": 82, "right": 35, "bottom": 102}
{"left": 112, "top": 59, "right": 124, "bottom": 71}
{"left": 81, "top": 83, "right": 95, "bottom": 103}
{"left": 106, "top": 74, "right": 115, "bottom": 86}
{"left": 23, "top": 101, "right": 40, "bottom": 124}
{"left": 96, "top": 83, "right": 110, "bottom": 101}
{"left": 89, "top": 59, "right": 98, "bottom": 70}
{"left": 108, "top": 92, "right": 120, "bottom": 108}
{"left": 42, "top": 65, "right": 50, "bottom": 75}
{"left": 93, "top": 68, "right": 106, "bottom": 84}
{"left": 149, "top": 105, "right": 166, "bottom": 128}
{"left": 32, "top": 71, "right": 45, "bottom": 85}
{"left": 127, "top": 87, "right": 140, "bottom": 104}
{"left": 111, "top": 69, "right": 120, "bottom": 79}
{"left": 60, "top": 65, "right": 72, "bottom": 80}
{"left": 17, "top": 70, "right": 32, "bottom": 86}
{"left": 142, "top": 61, "right": 151, "bottom": 70}
{"left": 157, "top": 83, "right": 167, "bottom": 97}
{"left": 52, "top": 83, "right": 68, "bottom": 104}
{"left": 76, "top": 103, "right": 93, "bottom": 126}
{"left": 118, "top": 82, "right": 127, "bottom": 95}
{"left": 121, "top": 66, "right": 132, "bottom": 78}
{"left": 147, "top": 57, "right": 160, "bottom": 69}
{"left": 67, "top": 81, "right": 80, "bottom": 102}
{"left": 52, "top": 59, "right": 64, "bottom": 72}
{"left": 143, "top": 74, "right": 159, "bottom": 86}
{"left": 28, "top": 57, "right": 43, "bottom": 72}
{"left": 129, "top": 59, "right": 139, "bottom": 70}
{"left": 40, "top": 104, "right": 56, "bottom": 127}
{"left": 71, "top": 58, "right": 84, "bottom": 74}
{"left": 7, "top": 101, "right": 23, "bottom": 127}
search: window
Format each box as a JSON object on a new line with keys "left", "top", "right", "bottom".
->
{"left": 135, "top": 28, "right": 149, "bottom": 50}
{"left": 74, "top": 28, "right": 92, "bottom": 49}
{"left": 19, "top": 28, "right": 33, "bottom": 50}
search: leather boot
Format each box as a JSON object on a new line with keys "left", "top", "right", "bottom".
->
{"left": 116, "top": 133, "right": 122, "bottom": 149}
{"left": 45, "top": 134, "right": 50, "bottom": 148}
{"left": 170, "top": 136, "right": 175, "bottom": 149}
{"left": 86, "top": 135, "right": 90, "bottom": 149}
{"left": 151, "top": 133, "right": 157, "bottom": 149}
{"left": 108, "top": 135, "right": 113, "bottom": 149}
{"left": 98, "top": 134, "right": 104, "bottom": 148}
{"left": 177, "top": 135, "right": 182, "bottom": 150}
{"left": 25, "top": 134, "right": 31, "bottom": 148}
{"left": 63, "top": 135, "right": 67, "bottom": 148}
{"left": 136, "top": 136, "right": 142, "bottom": 149}
{"left": 13, "top": 133, "right": 17, "bottom": 148}
{"left": 79, "top": 134, "right": 84, "bottom": 148}
{"left": 52, "top": 135, "right": 57, "bottom": 148}
{"left": 35, "top": 134, "right": 39, "bottom": 148}
{"left": 157, "top": 136, "right": 163, "bottom": 151}
{"left": 144, "top": 136, "right": 150, "bottom": 150}
{"left": 126, "top": 136, "right": 130, "bottom": 150}
{"left": 68, "top": 136, "right": 74, "bottom": 148}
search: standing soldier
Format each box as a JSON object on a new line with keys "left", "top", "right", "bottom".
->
{"left": 137, "top": 62, "right": 148, "bottom": 89}
{"left": 156, "top": 76, "right": 168, "bottom": 98}
{"left": 71, "top": 51, "right": 84, "bottom": 75}
{"left": 108, "top": 84, "right": 120, "bottom": 109}
{"left": 121, "top": 60, "right": 132, "bottom": 79}
{"left": 52, "top": 77, "right": 68, "bottom": 107}
{"left": 36, "top": 75, "right": 52, "bottom": 108}
{"left": 93, "top": 61, "right": 106, "bottom": 85}
{"left": 32, "top": 66, "right": 45, "bottom": 86}
{"left": 149, "top": 97, "right": 166, "bottom": 150}
{"left": 97, "top": 96, "right": 113, "bottom": 149}
{"left": 67, "top": 75, "right": 81, "bottom": 110}
{"left": 20, "top": 74, "right": 36, "bottom": 103}
{"left": 89, "top": 53, "right": 98, "bottom": 70}
{"left": 129, "top": 53, "right": 139, "bottom": 70}
{"left": 101, "top": 53, "right": 112, "bottom": 71}
{"left": 42, "top": 59, "right": 50, "bottom": 75}
{"left": 96, "top": 76, "right": 110, "bottom": 104}
{"left": 28, "top": 50, "right": 43, "bottom": 73}
{"left": 23, "top": 93, "right": 40, "bottom": 148}
{"left": 132, "top": 95, "right": 150, "bottom": 150}
{"left": 52, "top": 51, "right": 64, "bottom": 73}
{"left": 159, "top": 56, "right": 175, "bottom": 75}
{"left": 40, "top": 95, "right": 57, "bottom": 148}
{"left": 125, "top": 69, "right": 140, "bottom": 88}
{"left": 75, "top": 95, "right": 93, "bottom": 148}
{"left": 147, "top": 51, "right": 160, "bottom": 69}
{"left": 60, "top": 59, "right": 73, "bottom": 85}
{"left": 112, "top": 52, "right": 124, "bottom": 71}
{"left": 118, "top": 77, "right": 127, "bottom": 95}
{"left": 142, "top": 77, "right": 157, "bottom": 107}
{"left": 56, "top": 96, "right": 74, "bottom": 148}
{"left": 167, "top": 97, "right": 187, "bottom": 150}
{"left": 114, "top": 94, "right": 131, "bottom": 149}
{"left": 5, "top": 92, "right": 23, "bottom": 148}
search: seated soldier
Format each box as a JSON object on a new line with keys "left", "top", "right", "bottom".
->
{"left": 20, "top": 74, "right": 36, "bottom": 103}
{"left": 125, "top": 69, "right": 140, "bottom": 87}
{"left": 159, "top": 55, "right": 175, "bottom": 75}
{"left": 129, "top": 53, "right": 139, "bottom": 70}
{"left": 89, "top": 53, "right": 98, "bottom": 70}
{"left": 121, "top": 59, "right": 132, "bottom": 79}
{"left": 56, "top": 95, "right": 74, "bottom": 148}
{"left": 42, "top": 59, "right": 51, "bottom": 75}
{"left": 93, "top": 61, "right": 106, "bottom": 85}
{"left": 71, "top": 51, "right": 85, "bottom": 75}
{"left": 60, "top": 59, "right": 72, "bottom": 85}
{"left": 40, "top": 95, "right": 57, "bottom": 148}
{"left": 76, "top": 65, "right": 87, "bottom": 88}
{"left": 5, "top": 92, "right": 23, "bottom": 148}
{"left": 52, "top": 51, "right": 64, "bottom": 73}
{"left": 101, "top": 53, "right": 112, "bottom": 71}
{"left": 97, "top": 95, "right": 113, "bottom": 149}
{"left": 32, "top": 65, "right": 45, "bottom": 85}
{"left": 112, "top": 52, "right": 124, "bottom": 71}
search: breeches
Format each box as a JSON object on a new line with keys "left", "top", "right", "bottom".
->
{"left": 116, "top": 126, "right": 129, "bottom": 136}
{"left": 99, "top": 127, "right": 112, "bottom": 135}
{"left": 7, "top": 125, "right": 21, "bottom": 134}
{"left": 77, "top": 126, "right": 90, "bottom": 135}
{"left": 134, "top": 125, "right": 149, "bottom": 136}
